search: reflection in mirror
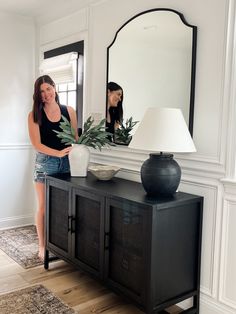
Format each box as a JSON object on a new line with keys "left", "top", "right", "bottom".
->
{"left": 106, "top": 81, "right": 124, "bottom": 139}
{"left": 106, "top": 9, "right": 197, "bottom": 137}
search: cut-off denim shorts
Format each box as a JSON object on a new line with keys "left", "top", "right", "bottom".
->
{"left": 34, "top": 152, "right": 70, "bottom": 183}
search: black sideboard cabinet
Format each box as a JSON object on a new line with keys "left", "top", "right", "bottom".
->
{"left": 44, "top": 173, "right": 203, "bottom": 314}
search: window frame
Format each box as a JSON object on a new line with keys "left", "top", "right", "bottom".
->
{"left": 44, "top": 41, "right": 84, "bottom": 130}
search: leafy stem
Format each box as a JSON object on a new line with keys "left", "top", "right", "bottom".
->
{"left": 53, "top": 115, "right": 113, "bottom": 151}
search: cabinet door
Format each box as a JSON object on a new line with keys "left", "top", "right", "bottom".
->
{"left": 72, "top": 189, "right": 105, "bottom": 278}
{"left": 46, "top": 180, "right": 72, "bottom": 260}
{"left": 104, "top": 198, "right": 150, "bottom": 305}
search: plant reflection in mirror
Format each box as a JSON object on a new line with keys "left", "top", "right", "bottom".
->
{"left": 114, "top": 117, "right": 139, "bottom": 145}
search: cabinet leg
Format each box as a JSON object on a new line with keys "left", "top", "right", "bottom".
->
{"left": 193, "top": 294, "right": 199, "bottom": 314}
{"left": 44, "top": 249, "right": 49, "bottom": 270}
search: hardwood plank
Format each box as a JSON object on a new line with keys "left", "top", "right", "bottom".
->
{"left": 0, "top": 249, "right": 17, "bottom": 266}
{"left": 73, "top": 292, "right": 117, "bottom": 311}
{"left": 42, "top": 269, "right": 94, "bottom": 292}
{"left": 0, "top": 262, "right": 24, "bottom": 278}
{"left": 19, "top": 260, "right": 77, "bottom": 284}
{"left": 0, "top": 273, "right": 29, "bottom": 294}
{"left": 56, "top": 280, "right": 109, "bottom": 307}
{"left": 76, "top": 293, "right": 143, "bottom": 314}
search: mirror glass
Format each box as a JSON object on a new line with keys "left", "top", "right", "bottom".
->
{"left": 107, "top": 9, "right": 197, "bottom": 137}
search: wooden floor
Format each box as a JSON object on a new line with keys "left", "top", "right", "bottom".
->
{"left": 0, "top": 249, "right": 182, "bottom": 314}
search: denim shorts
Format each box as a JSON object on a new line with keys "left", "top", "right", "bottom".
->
{"left": 34, "top": 152, "right": 70, "bottom": 183}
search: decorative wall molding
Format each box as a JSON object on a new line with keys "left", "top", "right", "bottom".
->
{"left": 214, "top": 0, "right": 232, "bottom": 169}
{"left": 179, "top": 180, "right": 221, "bottom": 299}
{"left": 90, "top": 0, "right": 110, "bottom": 8}
{"left": 90, "top": 147, "right": 226, "bottom": 180}
{"left": 115, "top": 168, "right": 141, "bottom": 183}
{"left": 221, "top": 178, "right": 236, "bottom": 195}
{"left": 223, "top": 0, "right": 236, "bottom": 178}
{"left": 38, "top": 6, "right": 88, "bottom": 32}
{"left": 219, "top": 198, "right": 236, "bottom": 309}
{"left": 40, "top": 32, "right": 87, "bottom": 54}
{"left": 0, "top": 143, "right": 32, "bottom": 150}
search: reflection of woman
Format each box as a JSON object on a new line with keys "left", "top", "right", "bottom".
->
{"left": 106, "top": 82, "right": 123, "bottom": 140}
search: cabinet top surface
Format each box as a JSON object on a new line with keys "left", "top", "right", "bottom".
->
{"left": 46, "top": 173, "right": 203, "bottom": 207}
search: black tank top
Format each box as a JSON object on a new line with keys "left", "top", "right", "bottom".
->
{"left": 40, "top": 104, "right": 71, "bottom": 150}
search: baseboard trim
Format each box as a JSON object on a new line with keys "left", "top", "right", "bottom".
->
{"left": 0, "top": 214, "right": 35, "bottom": 230}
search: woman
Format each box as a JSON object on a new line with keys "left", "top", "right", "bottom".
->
{"left": 28, "top": 75, "right": 77, "bottom": 260}
{"left": 106, "top": 82, "right": 123, "bottom": 140}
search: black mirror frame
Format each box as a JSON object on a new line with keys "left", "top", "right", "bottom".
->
{"left": 106, "top": 8, "right": 197, "bottom": 136}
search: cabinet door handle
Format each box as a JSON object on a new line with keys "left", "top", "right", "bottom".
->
{"left": 68, "top": 216, "right": 76, "bottom": 233}
{"left": 104, "top": 232, "right": 109, "bottom": 250}
{"left": 71, "top": 217, "right": 76, "bottom": 234}
{"left": 68, "top": 216, "right": 72, "bottom": 232}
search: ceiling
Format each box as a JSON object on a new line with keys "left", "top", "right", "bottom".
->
{"left": 0, "top": 0, "right": 98, "bottom": 23}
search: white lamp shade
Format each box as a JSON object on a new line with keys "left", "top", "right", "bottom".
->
{"left": 129, "top": 107, "right": 196, "bottom": 153}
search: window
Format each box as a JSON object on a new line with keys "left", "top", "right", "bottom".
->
{"left": 56, "top": 58, "right": 77, "bottom": 111}
{"left": 40, "top": 41, "right": 84, "bottom": 130}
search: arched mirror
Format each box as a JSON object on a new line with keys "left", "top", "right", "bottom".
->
{"left": 106, "top": 8, "right": 197, "bottom": 140}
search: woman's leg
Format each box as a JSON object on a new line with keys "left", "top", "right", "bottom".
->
{"left": 34, "top": 181, "right": 45, "bottom": 260}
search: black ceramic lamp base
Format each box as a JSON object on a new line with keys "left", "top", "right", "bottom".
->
{"left": 141, "top": 153, "right": 181, "bottom": 196}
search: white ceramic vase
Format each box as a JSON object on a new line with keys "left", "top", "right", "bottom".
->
{"left": 69, "top": 144, "right": 90, "bottom": 177}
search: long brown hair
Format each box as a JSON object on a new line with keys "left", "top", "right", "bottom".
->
{"left": 32, "top": 75, "right": 60, "bottom": 125}
{"left": 107, "top": 81, "right": 123, "bottom": 124}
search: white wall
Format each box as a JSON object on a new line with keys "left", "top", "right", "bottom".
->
{"left": 0, "top": 0, "right": 234, "bottom": 313}
{"left": 0, "top": 12, "right": 36, "bottom": 228}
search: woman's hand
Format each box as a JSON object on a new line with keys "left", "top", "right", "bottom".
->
{"left": 57, "top": 146, "right": 73, "bottom": 158}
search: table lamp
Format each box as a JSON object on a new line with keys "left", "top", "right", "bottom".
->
{"left": 129, "top": 107, "right": 196, "bottom": 196}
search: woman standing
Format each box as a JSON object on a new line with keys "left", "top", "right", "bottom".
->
{"left": 28, "top": 75, "right": 77, "bottom": 260}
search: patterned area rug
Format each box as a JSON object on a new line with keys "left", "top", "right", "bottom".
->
{"left": 0, "top": 285, "right": 76, "bottom": 314}
{"left": 0, "top": 225, "right": 43, "bottom": 269}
